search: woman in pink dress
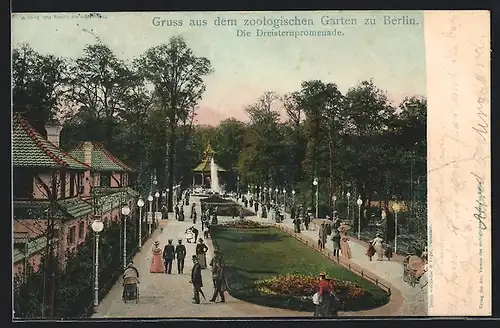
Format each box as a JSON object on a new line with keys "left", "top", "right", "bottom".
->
{"left": 150, "top": 241, "right": 164, "bottom": 273}
{"left": 338, "top": 223, "right": 352, "bottom": 259}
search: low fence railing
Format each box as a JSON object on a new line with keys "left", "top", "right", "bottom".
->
{"left": 274, "top": 224, "right": 392, "bottom": 296}
{"left": 80, "top": 226, "right": 159, "bottom": 317}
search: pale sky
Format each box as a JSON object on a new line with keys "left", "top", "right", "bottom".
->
{"left": 12, "top": 11, "right": 426, "bottom": 125}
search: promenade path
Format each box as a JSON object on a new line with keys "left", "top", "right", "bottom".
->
{"left": 242, "top": 201, "right": 428, "bottom": 316}
{"left": 92, "top": 197, "right": 308, "bottom": 318}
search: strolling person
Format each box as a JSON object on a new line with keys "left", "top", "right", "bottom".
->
{"left": 293, "top": 216, "right": 301, "bottom": 233}
{"left": 175, "top": 204, "right": 179, "bottom": 220}
{"left": 202, "top": 211, "right": 209, "bottom": 230}
{"left": 150, "top": 241, "right": 165, "bottom": 273}
{"left": 209, "top": 250, "right": 227, "bottom": 303}
{"left": 175, "top": 239, "right": 187, "bottom": 274}
{"left": 371, "top": 233, "right": 385, "bottom": 261}
{"left": 314, "top": 272, "right": 338, "bottom": 317}
{"left": 191, "top": 203, "right": 197, "bottom": 224}
{"left": 179, "top": 206, "right": 185, "bottom": 221}
{"left": 163, "top": 239, "right": 175, "bottom": 274}
{"left": 318, "top": 223, "right": 325, "bottom": 249}
{"left": 196, "top": 238, "right": 209, "bottom": 269}
{"left": 304, "top": 213, "right": 311, "bottom": 230}
{"left": 384, "top": 245, "right": 393, "bottom": 261}
{"left": 190, "top": 255, "right": 203, "bottom": 304}
{"left": 203, "top": 224, "right": 210, "bottom": 239}
{"left": 331, "top": 229, "right": 341, "bottom": 261}
{"left": 321, "top": 223, "right": 328, "bottom": 249}
{"left": 340, "top": 235, "right": 352, "bottom": 259}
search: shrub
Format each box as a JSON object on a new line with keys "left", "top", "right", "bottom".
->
{"left": 217, "top": 220, "right": 264, "bottom": 229}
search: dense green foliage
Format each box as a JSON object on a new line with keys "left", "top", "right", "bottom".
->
{"left": 211, "top": 226, "right": 389, "bottom": 312}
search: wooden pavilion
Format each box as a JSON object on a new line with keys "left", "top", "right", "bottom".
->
{"left": 192, "top": 143, "right": 226, "bottom": 188}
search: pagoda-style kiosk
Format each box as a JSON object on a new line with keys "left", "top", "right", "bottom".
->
{"left": 192, "top": 143, "right": 226, "bottom": 192}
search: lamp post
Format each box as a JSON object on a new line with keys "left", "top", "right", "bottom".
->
{"left": 346, "top": 192, "right": 351, "bottom": 220}
{"left": 313, "top": 178, "right": 319, "bottom": 218}
{"left": 274, "top": 188, "right": 278, "bottom": 203}
{"left": 356, "top": 196, "right": 362, "bottom": 239}
{"left": 137, "top": 198, "right": 144, "bottom": 248}
{"left": 283, "top": 189, "right": 287, "bottom": 213}
{"left": 147, "top": 194, "right": 153, "bottom": 234}
{"left": 161, "top": 190, "right": 167, "bottom": 219}
{"left": 166, "top": 188, "right": 170, "bottom": 213}
{"left": 121, "top": 205, "right": 130, "bottom": 270}
{"left": 292, "top": 189, "right": 295, "bottom": 204}
{"left": 263, "top": 187, "right": 267, "bottom": 202}
{"left": 154, "top": 191, "right": 160, "bottom": 226}
{"left": 392, "top": 202, "right": 401, "bottom": 253}
{"left": 333, "top": 195, "right": 337, "bottom": 217}
{"left": 91, "top": 218, "right": 104, "bottom": 307}
{"left": 237, "top": 177, "right": 240, "bottom": 196}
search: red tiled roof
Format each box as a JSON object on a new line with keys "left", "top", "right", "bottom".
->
{"left": 13, "top": 113, "right": 92, "bottom": 170}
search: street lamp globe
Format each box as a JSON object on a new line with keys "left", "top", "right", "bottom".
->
{"left": 137, "top": 198, "right": 145, "bottom": 208}
{"left": 91, "top": 219, "right": 104, "bottom": 233}
{"left": 313, "top": 178, "right": 318, "bottom": 186}
{"left": 153, "top": 179, "right": 158, "bottom": 185}
{"left": 147, "top": 195, "right": 154, "bottom": 202}
{"left": 346, "top": 192, "right": 351, "bottom": 198}
{"left": 166, "top": 188, "right": 170, "bottom": 192}
{"left": 121, "top": 205, "right": 131, "bottom": 216}
{"left": 154, "top": 192, "right": 160, "bottom": 198}
{"left": 283, "top": 189, "right": 287, "bottom": 194}
{"left": 356, "top": 197, "right": 363, "bottom": 206}
{"left": 292, "top": 190, "right": 295, "bottom": 195}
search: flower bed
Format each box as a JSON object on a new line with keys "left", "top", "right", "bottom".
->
{"left": 255, "top": 274, "right": 365, "bottom": 305}
{"left": 218, "top": 220, "right": 265, "bottom": 229}
{"left": 211, "top": 226, "right": 390, "bottom": 312}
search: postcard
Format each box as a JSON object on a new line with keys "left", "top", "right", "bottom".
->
{"left": 11, "top": 10, "right": 490, "bottom": 319}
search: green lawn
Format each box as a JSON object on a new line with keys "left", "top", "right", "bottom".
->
{"left": 211, "top": 226, "right": 390, "bottom": 312}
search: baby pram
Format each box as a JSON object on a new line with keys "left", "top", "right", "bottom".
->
{"left": 123, "top": 276, "right": 139, "bottom": 303}
{"left": 185, "top": 230, "right": 195, "bottom": 243}
{"left": 403, "top": 255, "right": 426, "bottom": 287}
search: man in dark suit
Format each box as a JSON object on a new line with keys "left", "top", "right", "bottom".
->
{"left": 209, "top": 250, "right": 226, "bottom": 303}
{"left": 175, "top": 239, "right": 187, "bottom": 274}
{"left": 190, "top": 255, "right": 203, "bottom": 304}
{"left": 163, "top": 239, "right": 175, "bottom": 274}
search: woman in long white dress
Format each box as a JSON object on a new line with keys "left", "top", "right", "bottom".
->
{"left": 371, "top": 233, "right": 384, "bottom": 261}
